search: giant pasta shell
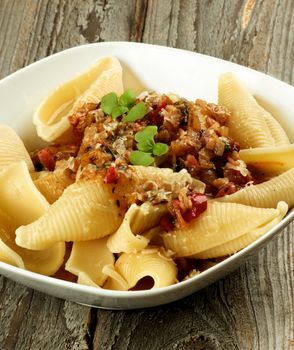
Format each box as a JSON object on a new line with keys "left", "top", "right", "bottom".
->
{"left": 103, "top": 264, "right": 129, "bottom": 291}
{"left": 218, "top": 73, "right": 277, "bottom": 148}
{"left": 33, "top": 167, "right": 74, "bottom": 204}
{"left": 216, "top": 167, "right": 294, "bottom": 208}
{"left": 162, "top": 202, "right": 283, "bottom": 257}
{"left": 16, "top": 178, "right": 122, "bottom": 250}
{"left": 0, "top": 161, "right": 49, "bottom": 227}
{"left": 34, "top": 56, "right": 123, "bottom": 142}
{"left": 239, "top": 144, "right": 294, "bottom": 174}
{"left": 192, "top": 201, "right": 288, "bottom": 258}
{"left": 65, "top": 237, "right": 114, "bottom": 287}
{"left": 0, "top": 125, "right": 34, "bottom": 171}
{"left": 0, "top": 162, "right": 65, "bottom": 275}
{"left": 0, "top": 238, "right": 24, "bottom": 268}
{"left": 113, "top": 247, "right": 178, "bottom": 289}
{"left": 107, "top": 203, "right": 166, "bottom": 254}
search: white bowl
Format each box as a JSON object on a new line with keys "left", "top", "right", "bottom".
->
{"left": 0, "top": 42, "right": 293, "bottom": 310}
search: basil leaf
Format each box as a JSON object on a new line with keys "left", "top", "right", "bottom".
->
{"left": 153, "top": 143, "right": 169, "bottom": 156}
{"left": 101, "top": 92, "right": 118, "bottom": 115}
{"left": 119, "top": 89, "right": 136, "bottom": 108}
{"left": 123, "top": 102, "right": 147, "bottom": 122}
{"left": 112, "top": 105, "right": 129, "bottom": 119}
{"left": 129, "top": 151, "right": 154, "bottom": 166}
{"left": 137, "top": 139, "right": 154, "bottom": 152}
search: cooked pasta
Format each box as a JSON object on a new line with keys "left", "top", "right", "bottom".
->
{"left": 162, "top": 201, "right": 286, "bottom": 257}
{"left": 191, "top": 201, "right": 288, "bottom": 258}
{"left": 110, "top": 247, "right": 178, "bottom": 290}
{"left": 0, "top": 125, "right": 34, "bottom": 171}
{"left": 33, "top": 166, "right": 74, "bottom": 204}
{"left": 0, "top": 58, "right": 292, "bottom": 291}
{"left": 215, "top": 167, "right": 294, "bottom": 208}
{"left": 34, "top": 56, "right": 123, "bottom": 142}
{"left": 0, "top": 238, "right": 24, "bottom": 268}
{"left": 0, "top": 162, "right": 65, "bottom": 275}
{"left": 239, "top": 144, "right": 294, "bottom": 175}
{"left": 107, "top": 203, "right": 166, "bottom": 254}
{"left": 218, "top": 73, "right": 283, "bottom": 148}
{"left": 65, "top": 237, "right": 114, "bottom": 287}
{"left": 15, "top": 178, "right": 122, "bottom": 250}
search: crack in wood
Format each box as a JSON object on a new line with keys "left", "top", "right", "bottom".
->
{"left": 130, "top": 0, "right": 148, "bottom": 42}
{"left": 86, "top": 308, "right": 97, "bottom": 350}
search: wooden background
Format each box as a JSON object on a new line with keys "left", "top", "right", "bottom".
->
{"left": 0, "top": 0, "right": 293, "bottom": 349}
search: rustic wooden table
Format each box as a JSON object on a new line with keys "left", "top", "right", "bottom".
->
{"left": 0, "top": 1, "right": 293, "bottom": 349}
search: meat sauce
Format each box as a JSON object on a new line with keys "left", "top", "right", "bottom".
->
{"left": 32, "top": 92, "right": 253, "bottom": 229}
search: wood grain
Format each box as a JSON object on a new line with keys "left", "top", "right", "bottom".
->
{"left": 0, "top": 0, "right": 293, "bottom": 349}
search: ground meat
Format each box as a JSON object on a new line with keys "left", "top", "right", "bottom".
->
{"left": 34, "top": 92, "right": 253, "bottom": 227}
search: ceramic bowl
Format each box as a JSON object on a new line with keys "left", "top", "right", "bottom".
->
{"left": 0, "top": 42, "right": 293, "bottom": 309}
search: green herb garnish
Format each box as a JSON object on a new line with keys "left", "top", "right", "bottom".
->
{"left": 129, "top": 151, "right": 154, "bottom": 166}
{"left": 135, "top": 125, "right": 157, "bottom": 152}
{"left": 119, "top": 89, "right": 136, "bottom": 108}
{"left": 101, "top": 92, "right": 118, "bottom": 115}
{"left": 130, "top": 126, "right": 169, "bottom": 166}
{"left": 101, "top": 89, "right": 143, "bottom": 120}
{"left": 123, "top": 102, "right": 147, "bottom": 122}
{"left": 111, "top": 105, "right": 129, "bottom": 119}
{"left": 152, "top": 142, "right": 169, "bottom": 156}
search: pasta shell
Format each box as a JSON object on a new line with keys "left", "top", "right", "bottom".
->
{"left": 0, "top": 238, "right": 24, "bottom": 268}
{"left": 218, "top": 73, "right": 275, "bottom": 148}
{"left": 215, "top": 167, "right": 294, "bottom": 208}
{"left": 0, "top": 161, "right": 49, "bottom": 227}
{"left": 114, "top": 247, "right": 178, "bottom": 289}
{"left": 239, "top": 144, "right": 294, "bottom": 174}
{"left": 262, "top": 109, "right": 290, "bottom": 146}
{"left": 65, "top": 237, "right": 114, "bottom": 287}
{"left": 107, "top": 203, "right": 166, "bottom": 254}
{"left": 0, "top": 163, "right": 65, "bottom": 275}
{"left": 192, "top": 201, "right": 288, "bottom": 258}
{"left": 33, "top": 167, "right": 74, "bottom": 204}
{"left": 102, "top": 264, "right": 129, "bottom": 291}
{"left": 77, "top": 272, "right": 102, "bottom": 288}
{"left": 0, "top": 125, "right": 34, "bottom": 172}
{"left": 16, "top": 179, "right": 122, "bottom": 250}
{"left": 162, "top": 202, "right": 282, "bottom": 257}
{"left": 34, "top": 56, "right": 123, "bottom": 142}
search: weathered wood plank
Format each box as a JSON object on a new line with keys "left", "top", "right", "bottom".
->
{"left": 0, "top": 1, "right": 293, "bottom": 349}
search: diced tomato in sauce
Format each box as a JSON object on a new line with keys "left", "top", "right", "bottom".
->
{"left": 37, "top": 148, "right": 56, "bottom": 171}
{"left": 160, "top": 214, "right": 174, "bottom": 232}
{"left": 147, "top": 96, "right": 170, "bottom": 126}
{"left": 105, "top": 166, "right": 119, "bottom": 184}
{"left": 182, "top": 194, "right": 207, "bottom": 222}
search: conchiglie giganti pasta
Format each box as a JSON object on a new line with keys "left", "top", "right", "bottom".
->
{"left": 0, "top": 162, "right": 65, "bottom": 275}
{"left": 107, "top": 203, "right": 167, "bottom": 254}
{"left": 192, "top": 201, "right": 288, "bottom": 259}
{"left": 0, "top": 125, "right": 34, "bottom": 171}
{"left": 0, "top": 238, "right": 25, "bottom": 268}
{"left": 65, "top": 237, "right": 114, "bottom": 287}
{"left": 110, "top": 248, "right": 178, "bottom": 290}
{"left": 215, "top": 167, "right": 294, "bottom": 208}
{"left": 34, "top": 56, "right": 124, "bottom": 142}
{"left": 16, "top": 179, "right": 122, "bottom": 250}
{"left": 239, "top": 144, "right": 294, "bottom": 175}
{"left": 218, "top": 73, "right": 288, "bottom": 148}
{"left": 0, "top": 161, "right": 49, "bottom": 226}
{"left": 33, "top": 166, "right": 74, "bottom": 204}
{"left": 162, "top": 202, "right": 282, "bottom": 257}
{"left": 102, "top": 264, "right": 129, "bottom": 291}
